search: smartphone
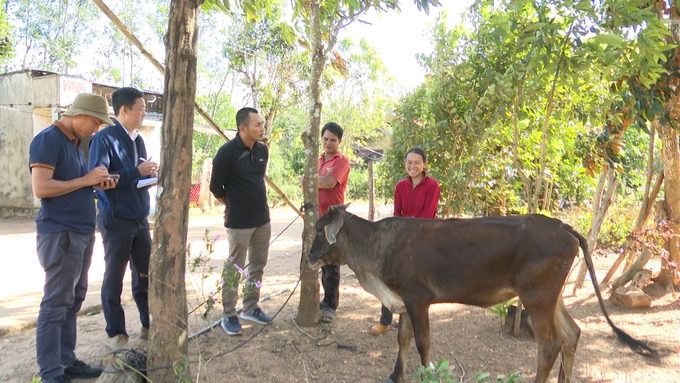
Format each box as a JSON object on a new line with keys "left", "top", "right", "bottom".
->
{"left": 109, "top": 174, "right": 120, "bottom": 181}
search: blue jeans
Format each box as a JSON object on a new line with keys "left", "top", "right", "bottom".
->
{"left": 98, "top": 214, "right": 151, "bottom": 337}
{"left": 36, "top": 231, "right": 94, "bottom": 379}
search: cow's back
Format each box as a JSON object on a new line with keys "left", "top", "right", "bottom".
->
{"left": 375, "top": 214, "right": 579, "bottom": 308}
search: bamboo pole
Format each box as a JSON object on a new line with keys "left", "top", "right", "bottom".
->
{"left": 93, "top": 0, "right": 300, "bottom": 216}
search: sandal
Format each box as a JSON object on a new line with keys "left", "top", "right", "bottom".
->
{"left": 369, "top": 324, "right": 390, "bottom": 336}
{"left": 320, "top": 307, "right": 335, "bottom": 324}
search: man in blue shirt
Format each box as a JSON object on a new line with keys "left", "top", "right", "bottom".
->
{"left": 209, "top": 107, "right": 272, "bottom": 335}
{"left": 29, "top": 93, "right": 116, "bottom": 383}
{"left": 88, "top": 87, "right": 158, "bottom": 351}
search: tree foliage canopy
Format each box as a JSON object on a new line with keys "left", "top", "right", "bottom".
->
{"left": 0, "top": 0, "right": 13, "bottom": 64}
{"left": 384, "top": 0, "right": 671, "bottom": 216}
{"left": 5, "top": 0, "right": 98, "bottom": 72}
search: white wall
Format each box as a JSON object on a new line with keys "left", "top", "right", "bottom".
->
{"left": 0, "top": 72, "right": 93, "bottom": 217}
{"left": 0, "top": 72, "right": 36, "bottom": 217}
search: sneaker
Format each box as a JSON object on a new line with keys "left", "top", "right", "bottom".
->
{"left": 240, "top": 308, "right": 272, "bottom": 325}
{"left": 139, "top": 327, "right": 149, "bottom": 340}
{"left": 221, "top": 316, "right": 243, "bottom": 335}
{"left": 41, "top": 375, "right": 72, "bottom": 383}
{"left": 64, "top": 359, "right": 103, "bottom": 379}
{"left": 104, "top": 333, "right": 129, "bottom": 351}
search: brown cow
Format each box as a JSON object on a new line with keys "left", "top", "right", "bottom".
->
{"left": 307, "top": 205, "right": 656, "bottom": 383}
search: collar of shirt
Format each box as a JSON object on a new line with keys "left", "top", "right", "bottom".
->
{"left": 117, "top": 120, "right": 138, "bottom": 141}
{"left": 319, "top": 151, "right": 342, "bottom": 162}
{"left": 409, "top": 174, "right": 430, "bottom": 188}
{"left": 53, "top": 120, "right": 78, "bottom": 148}
{"left": 234, "top": 133, "right": 246, "bottom": 148}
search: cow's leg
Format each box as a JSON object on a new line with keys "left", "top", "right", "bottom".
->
{"left": 554, "top": 298, "right": 580, "bottom": 383}
{"left": 387, "top": 313, "right": 413, "bottom": 383}
{"left": 408, "top": 304, "right": 431, "bottom": 368}
{"left": 523, "top": 304, "right": 562, "bottom": 383}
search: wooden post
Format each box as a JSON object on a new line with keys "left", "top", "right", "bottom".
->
{"left": 513, "top": 299, "right": 523, "bottom": 337}
{"left": 198, "top": 158, "right": 214, "bottom": 212}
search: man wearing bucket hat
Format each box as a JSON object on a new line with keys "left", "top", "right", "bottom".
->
{"left": 29, "top": 93, "right": 117, "bottom": 382}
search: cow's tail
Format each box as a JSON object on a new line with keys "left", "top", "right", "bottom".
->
{"left": 567, "top": 225, "right": 658, "bottom": 359}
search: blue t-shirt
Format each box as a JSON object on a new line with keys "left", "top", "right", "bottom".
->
{"left": 29, "top": 124, "right": 96, "bottom": 234}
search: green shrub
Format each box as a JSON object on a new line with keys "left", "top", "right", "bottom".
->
{"left": 413, "top": 360, "right": 523, "bottom": 383}
{"left": 347, "top": 165, "right": 368, "bottom": 201}
{"left": 556, "top": 200, "right": 638, "bottom": 251}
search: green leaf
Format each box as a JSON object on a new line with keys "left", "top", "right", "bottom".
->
{"left": 575, "top": 0, "right": 591, "bottom": 11}
{"left": 280, "top": 24, "right": 296, "bottom": 45}
{"left": 524, "top": 22, "right": 546, "bottom": 32}
{"left": 489, "top": 15, "right": 507, "bottom": 24}
{"left": 590, "top": 34, "right": 625, "bottom": 47}
{"left": 519, "top": 36, "right": 538, "bottom": 45}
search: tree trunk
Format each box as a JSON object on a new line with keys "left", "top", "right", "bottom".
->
{"left": 610, "top": 249, "right": 653, "bottom": 290}
{"left": 648, "top": 7, "right": 680, "bottom": 296}
{"left": 602, "top": 171, "right": 663, "bottom": 285}
{"left": 573, "top": 167, "right": 618, "bottom": 293}
{"left": 147, "top": 0, "right": 200, "bottom": 380}
{"left": 297, "top": 0, "right": 324, "bottom": 326}
{"left": 658, "top": 122, "right": 680, "bottom": 289}
{"left": 602, "top": 123, "right": 659, "bottom": 285}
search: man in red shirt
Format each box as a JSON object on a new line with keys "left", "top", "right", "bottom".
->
{"left": 317, "top": 122, "right": 350, "bottom": 324}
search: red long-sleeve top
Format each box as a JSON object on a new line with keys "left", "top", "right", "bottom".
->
{"left": 393, "top": 175, "right": 440, "bottom": 218}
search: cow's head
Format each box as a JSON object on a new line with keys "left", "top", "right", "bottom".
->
{"left": 307, "top": 204, "right": 351, "bottom": 269}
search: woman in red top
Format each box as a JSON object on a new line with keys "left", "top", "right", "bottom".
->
{"left": 369, "top": 147, "right": 441, "bottom": 336}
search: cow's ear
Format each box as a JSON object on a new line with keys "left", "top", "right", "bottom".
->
{"left": 324, "top": 218, "right": 344, "bottom": 244}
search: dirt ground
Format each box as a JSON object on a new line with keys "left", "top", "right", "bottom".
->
{"left": 1, "top": 207, "right": 679, "bottom": 382}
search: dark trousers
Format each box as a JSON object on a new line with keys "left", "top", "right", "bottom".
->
{"left": 379, "top": 304, "right": 393, "bottom": 326}
{"left": 36, "top": 231, "right": 94, "bottom": 379}
{"left": 98, "top": 214, "right": 151, "bottom": 337}
{"left": 321, "top": 265, "right": 340, "bottom": 309}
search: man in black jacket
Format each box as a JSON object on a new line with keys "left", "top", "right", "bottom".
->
{"left": 209, "top": 107, "right": 272, "bottom": 336}
{"left": 88, "top": 87, "right": 158, "bottom": 350}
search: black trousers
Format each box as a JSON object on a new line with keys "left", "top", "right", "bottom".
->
{"left": 98, "top": 214, "right": 151, "bottom": 337}
{"left": 379, "top": 304, "right": 393, "bottom": 326}
{"left": 321, "top": 265, "right": 340, "bottom": 309}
